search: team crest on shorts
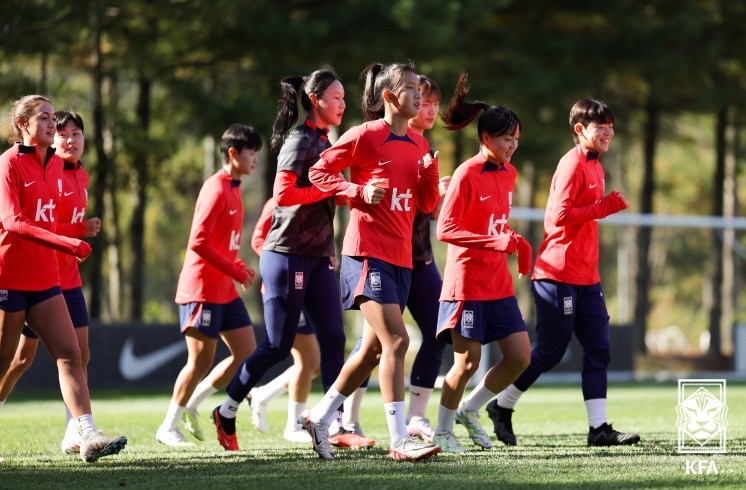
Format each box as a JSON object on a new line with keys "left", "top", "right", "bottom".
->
{"left": 201, "top": 309, "right": 212, "bottom": 326}
{"left": 0, "top": 289, "right": 7, "bottom": 302}
{"left": 462, "top": 309, "right": 474, "bottom": 329}
{"left": 370, "top": 271, "right": 381, "bottom": 291}
{"left": 563, "top": 296, "right": 573, "bottom": 315}
{"left": 295, "top": 272, "right": 304, "bottom": 290}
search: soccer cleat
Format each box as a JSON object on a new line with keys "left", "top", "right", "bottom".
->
{"left": 486, "top": 399, "right": 517, "bottom": 446}
{"left": 455, "top": 402, "right": 493, "bottom": 449}
{"left": 432, "top": 430, "right": 467, "bottom": 454}
{"left": 60, "top": 436, "right": 81, "bottom": 454}
{"left": 246, "top": 389, "right": 269, "bottom": 433}
{"left": 407, "top": 416, "right": 435, "bottom": 443}
{"left": 588, "top": 423, "right": 640, "bottom": 446}
{"left": 329, "top": 429, "right": 375, "bottom": 450}
{"left": 211, "top": 406, "right": 239, "bottom": 451}
{"left": 299, "top": 410, "right": 334, "bottom": 460}
{"left": 182, "top": 409, "right": 204, "bottom": 441}
{"left": 283, "top": 426, "right": 312, "bottom": 444}
{"left": 156, "top": 425, "right": 195, "bottom": 447}
{"left": 342, "top": 421, "right": 365, "bottom": 436}
{"left": 79, "top": 430, "right": 127, "bottom": 463}
{"left": 388, "top": 435, "right": 441, "bottom": 461}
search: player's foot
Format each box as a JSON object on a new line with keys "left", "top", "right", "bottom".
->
{"left": 455, "top": 402, "right": 492, "bottom": 449}
{"left": 211, "top": 406, "right": 239, "bottom": 451}
{"left": 299, "top": 410, "right": 334, "bottom": 460}
{"left": 407, "top": 416, "right": 435, "bottom": 443}
{"left": 486, "top": 399, "right": 517, "bottom": 446}
{"left": 60, "top": 434, "right": 81, "bottom": 454}
{"left": 283, "top": 426, "right": 312, "bottom": 444}
{"left": 182, "top": 409, "right": 204, "bottom": 441}
{"left": 246, "top": 389, "right": 269, "bottom": 433}
{"left": 587, "top": 423, "right": 640, "bottom": 446}
{"left": 388, "top": 435, "right": 441, "bottom": 461}
{"left": 342, "top": 421, "right": 365, "bottom": 436}
{"left": 329, "top": 429, "right": 375, "bottom": 450}
{"left": 432, "top": 430, "right": 467, "bottom": 454}
{"left": 156, "top": 425, "right": 195, "bottom": 447}
{"left": 80, "top": 430, "right": 127, "bottom": 463}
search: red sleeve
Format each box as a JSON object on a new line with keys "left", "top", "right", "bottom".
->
{"left": 56, "top": 221, "right": 86, "bottom": 238}
{"left": 1, "top": 215, "right": 90, "bottom": 258}
{"left": 251, "top": 199, "right": 275, "bottom": 257}
{"left": 435, "top": 173, "right": 516, "bottom": 254}
{"left": 417, "top": 155, "right": 440, "bottom": 214}
{"left": 308, "top": 129, "right": 366, "bottom": 201}
{"left": 550, "top": 162, "right": 605, "bottom": 226}
{"left": 273, "top": 170, "right": 334, "bottom": 206}
{"left": 189, "top": 189, "right": 247, "bottom": 283}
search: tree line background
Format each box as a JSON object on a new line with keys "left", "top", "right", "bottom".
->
{"left": 0, "top": 0, "right": 743, "bottom": 366}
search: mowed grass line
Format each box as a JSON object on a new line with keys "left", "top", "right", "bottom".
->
{"left": 0, "top": 383, "right": 743, "bottom": 489}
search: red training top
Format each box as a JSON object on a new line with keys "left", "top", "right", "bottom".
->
{"left": 309, "top": 119, "right": 439, "bottom": 268}
{"left": 251, "top": 198, "right": 274, "bottom": 257}
{"left": 438, "top": 154, "right": 518, "bottom": 301}
{"left": 55, "top": 161, "right": 90, "bottom": 289}
{"left": 175, "top": 168, "right": 247, "bottom": 304}
{"left": 532, "top": 145, "right": 605, "bottom": 285}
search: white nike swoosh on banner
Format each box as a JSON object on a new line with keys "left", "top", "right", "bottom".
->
{"left": 119, "top": 337, "right": 187, "bottom": 381}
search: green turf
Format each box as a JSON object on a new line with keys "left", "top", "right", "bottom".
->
{"left": 0, "top": 383, "right": 743, "bottom": 489}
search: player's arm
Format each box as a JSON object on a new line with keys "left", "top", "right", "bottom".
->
{"left": 552, "top": 163, "right": 627, "bottom": 226}
{"left": 417, "top": 150, "right": 440, "bottom": 214}
{"left": 309, "top": 130, "right": 367, "bottom": 201}
{"left": 251, "top": 199, "right": 274, "bottom": 257}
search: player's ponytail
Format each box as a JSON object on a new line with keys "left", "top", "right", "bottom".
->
{"left": 270, "top": 76, "right": 304, "bottom": 158}
{"left": 361, "top": 63, "right": 385, "bottom": 122}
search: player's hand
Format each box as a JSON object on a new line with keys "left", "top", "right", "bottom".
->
{"left": 365, "top": 178, "right": 388, "bottom": 205}
{"left": 420, "top": 150, "right": 439, "bottom": 169}
{"left": 242, "top": 268, "right": 257, "bottom": 291}
{"left": 84, "top": 217, "right": 102, "bottom": 237}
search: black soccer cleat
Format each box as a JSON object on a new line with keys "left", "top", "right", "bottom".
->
{"left": 587, "top": 423, "right": 640, "bottom": 446}
{"left": 486, "top": 399, "right": 517, "bottom": 446}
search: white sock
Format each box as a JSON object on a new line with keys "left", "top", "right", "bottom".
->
{"left": 0, "top": 400, "right": 5, "bottom": 407}
{"left": 435, "top": 404, "right": 457, "bottom": 433}
{"left": 162, "top": 400, "right": 186, "bottom": 430}
{"left": 253, "top": 373, "right": 290, "bottom": 405}
{"left": 310, "top": 388, "right": 347, "bottom": 425}
{"left": 286, "top": 400, "right": 306, "bottom": 430}
{"left": 585, "top": 398, "right": 607, "bottom": 429}
{"left": 342, "top": 386, "right": 367, "bottom": 426}
{"left": 65, "top": 418, "right": 78, "bottom": 441}
{"left": 407, "top": 385, "right": 433, "bottom": 419}
{"left": 496, "top": 384, "right": 524, "bottom": 410}
{"left": 186, "top": 380, "right": 218, "bottom": 412}
{"left": 76, "top": 414, "right": 96, "bottom": 437}
{"left": 328, "top": 410, "right": 344, "bottom": 435}
{"left": 384, "top": 401, "right": 408, "bottom": 445}
{"left": 65, "top": 405, "right": 73, "bottom": 425}
{"left": 218, "top": 397, "right": 242, "bottom": 420}
{"left": 462, "top": 380, "right": 497, "bottom": 412}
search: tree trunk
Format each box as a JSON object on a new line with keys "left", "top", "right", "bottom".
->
{"left": 707, "top": 106, "right": 727, "bottom": 356}
{"left": 633, "top": 99, "right": 659, "bottom": 354}
{"left": 721, "top": 107, "right": 738, "bottom": 354}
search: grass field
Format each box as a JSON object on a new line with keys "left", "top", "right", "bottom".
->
{"left": 0, "top": 382, "right": 743, "bottom": 489}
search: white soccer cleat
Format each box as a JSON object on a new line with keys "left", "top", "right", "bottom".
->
{"left": 388, "top": 435, "right": 441, "bottom": 461}
{"left": 455, "top": 402, "right": 493, "bottom": 449}
{"left": 299, "top": 410, "right": 334, "bottom": 460}
{"left": 80, "top": 430, "right": 127, "bottom": 463}
{"left": 60, "top": 435, "right": 81, "bottom": 454}
{"left": 247, "top": 389, "right": 269, "bottom": 433}
{"left": 182, "top": 409, "right": 204, "bottom": 441}
{"left": 156, "top": 425, "right": 195, "bottom": 447}
{"left": 407, "top": 416, "right": 435, "bottom": 443}
{"left": 433, "top": 430, "right": 467, "bottom": 454}
{"left": 283, "top": 426, "right": 312, "bottom": 444}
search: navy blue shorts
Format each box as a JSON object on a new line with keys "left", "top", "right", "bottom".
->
{"left": 340, "top": 256, "right": 411, "bottom": 311}
{"left": 178, "top": 297, "right": 252, "bottom": 339}
{"left": 22, "top": 287, "right": 90, "bottom": 339}
{"left": 297, "top": 310, "right": 315, "bottom": 335}
{"left": 436, "top": 296, "right": 526, "bottom": 345}
{"left": 0, "top": 286, "right": 62, "bottom": 313}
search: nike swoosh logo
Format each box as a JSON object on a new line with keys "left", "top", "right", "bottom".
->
{"left": 24, "top": 181, "right": 35, "bottom": 187}
{"left": 424, "top": 260, "right": 433, "bottom": 266}
{"left": 229, "top": 209, "right": 238, "bottom": 215}
{"left": 480, "top": 195, "right": 491, "bottom": 201}
{"left": 64, "top": 191, "right": 74, "bottom": 196}
{"left": 589, "top": 183, "right": 598, "bottom": 189}
{"left": 377, "top": 160, "right": 392, "bottom": 166}
{"left": 329, "top": 264, "right": 335, "bottom": 270}
{"left": 118, "top": 337, "right": 187, "bottom": 381}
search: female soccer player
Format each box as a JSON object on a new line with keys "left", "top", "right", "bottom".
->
{"left": 300, "top": 61, "right": 441, "bottom": 461}
{"left": 212, "top": 69, "right": 350, "bottom": 451}
{"left": 0, "top": 111, "right": 102, "bottom": 455}
{"left": 156, "top": 124, "right": 260, "bottom": 447}
{"left": 487, "top": 98, "right": 640, "bottom": 447}
{"left": 0, "top": 95, "right": 126, "bottom": 462}
{"left": 430, "top": 73, "right": 532, "bottom": 453}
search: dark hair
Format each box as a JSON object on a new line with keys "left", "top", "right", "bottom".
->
{"left": 270, "top": 69, "right": 342, "bottom": 158}
{"left": 220, "top": 124, "right": 262, "bottom": 163}
{"left": 569, "top": 98, "right": 615, "bottom": 143}
{"left": 54, "top": 111, "right": 84, "bottom": 133}
{"left": 360, "top": 61, "right": 417, "bottom": 122}
{"left": 441, "top": 72, "right": 521, "bottom": 139}
{"left": 418, "top": 75, "right": 441, "bottom": 100}
{"left": 8, "top": 94, "right": 52, "bottom": 144}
